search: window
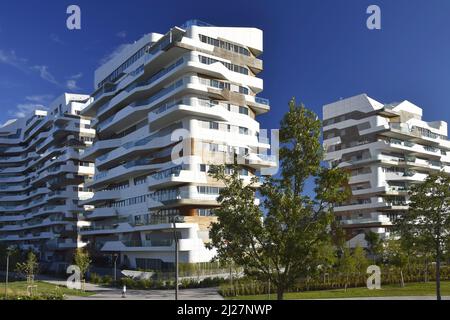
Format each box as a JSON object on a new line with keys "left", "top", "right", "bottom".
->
{"left": 98, "top": 44, "right": 150, "bottom": 88}
{"left": 200, "top": 164, "right": 207, "bottom": 172}
{"left": 209, "top": 122, "right": 219, "bottom": 130}
{"left": 134, "top": 175, "right": 147, "bottom": 185}
{"left": 238, "top": 147, "right": 248, "bottom": 155}
{"left": 239, "top": 106, "right": 248, "bottom": 115}
{"left": 239, "top": 86, "right": 249, "bottom": 95}
{"left": 240, "top": 168, "right": 249, "bottom": 176}
{"left": 197, "top": 186, "right": 221, "bottom": 195}
{"left": 198, "top": 208, "right": 215, "bottom": 216}
{"left": 198, "top": 55, "right": 248, "bottom": 75}
{"left": 199, "top": 34, "right": 250, "bottom": 56}
{"left": 239, "top": 127, "right": 249, "bottom": 135}
{"left": 209, "top": 143, "right": 219, "bottom": 152}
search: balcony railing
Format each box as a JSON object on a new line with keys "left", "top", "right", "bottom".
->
{"left": 122, "top": 239, "right": 174, "bottom": 247}
{"left": 149, "top": 165, "right": 183, "bottom": 180}
{"left": 255, "top": 97, "right": 270, "bottom": 105}
{"left": 131, "top": 215, "right": 185, "bottom": 226}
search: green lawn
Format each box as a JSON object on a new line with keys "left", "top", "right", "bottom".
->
{"left": 227, "top": 281, "right": 450, "bottom": 300}
{"left": 0, "top": 281, "right": 94, "bottom": 299}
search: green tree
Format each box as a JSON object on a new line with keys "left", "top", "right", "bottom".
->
{"left": 395, "top": 172, "right": 450, "bottom": 300}
{"left": 208, "top": 98, "right": 350, "bottom": 299}
{"left": 16, "top": 251, "right": 39, "bottom": 284}
{"left": 316, "top": 243, "right": 338, "bottom": 285}
{"left": 338, "top": 246, "right": 355, "bottom": 291}
{"left": 337, "top": 245, "right": 368, "bottom": 290}
{"left": 364, "top": 231, "right": 383, "bottom": 263}
{"left": 383, "top": 239, "right": 409, "bottom": 287}
{"left": 74, "top": 248, "right": 91, "bottom": 289}
{"left": 353, "top": 245, "right": 369, "bottom": 273}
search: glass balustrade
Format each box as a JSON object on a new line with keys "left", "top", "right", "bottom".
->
{"left": 122, "top": 239, "right": 173, "bottom": 247}
{"left": 255, "top": 97, "right": 270, "bottom": 105}
{"left": 149, "top": 165, "right": 183, "bottom": 180}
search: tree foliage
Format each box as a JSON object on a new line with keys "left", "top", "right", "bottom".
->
{"left": 74, "top": 248, "right": 91, "bottom": 282}
{"left": 208, "top": 98, "right": 351, "bottom": 299}
{"left": 337, "top": 245, "right": 369, "bottom": 290}
{"left": 394, "top": 172, "right": 450, "bottom": 300}
{"left": 364, "top": 231, "right": 383, "bottom": 263}
{"left": 16, "top": 251, "right": 39, "bottom": 284}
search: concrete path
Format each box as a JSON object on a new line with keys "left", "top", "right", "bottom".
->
{"left": 31, "top": 274, "right": 223, "bottom": 300}
{"left": 66, "top": 287, "right": 224, "bottom": 300}
{"left": 320, "top": 296, "right": 450, "bottom": 300}
{"left": 38, "top": 276, "right": 449, "bottom": 300}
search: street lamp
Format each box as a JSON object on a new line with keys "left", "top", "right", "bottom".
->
{"left": 171, "top": 215, "right": 179, "bottom": 300}
{"left": 4, "top": 246, "right": 15, "bottom": 299}
{"left": 113, "top": 253, "right": 119, "bottom": 283}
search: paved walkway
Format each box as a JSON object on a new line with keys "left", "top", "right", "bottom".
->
{"left": 320, "top": 296, "right": 450, "bottom": 300}
{"left": 36, "top": 276, "right": 223, "bottom": 300}
{"left": 66, "top": 287, "right": 223, "bottom": 300}
{"left": 36, "top": 276, "right": 449, "bottom": 300}
{"left": 40, "top": 278, "right": 114, "bottom": 292}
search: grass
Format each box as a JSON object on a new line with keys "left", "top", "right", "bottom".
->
{"left": 0, "top": 281, "right": 94, "bottom": 299}
{"left": 227, "top": 281, "right": 450, "bottom": 300}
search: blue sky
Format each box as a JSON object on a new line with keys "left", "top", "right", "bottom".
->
{"left": 1, "top": 0, "right": 450, "bottom": 130}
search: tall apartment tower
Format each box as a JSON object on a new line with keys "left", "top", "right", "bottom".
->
{"left": 323, "top": 94, "right": 450, "bottom": 247}
{"left": 0, "top": 93, "right": 95, "bottom": 272}
{"left": 79, "top": 20, "right": 274, "bottom": 270}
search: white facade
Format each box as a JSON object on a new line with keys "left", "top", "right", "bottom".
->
{"left": 0, "top": 93, "right": 95, "bottom": 271}
{"left": 323, "top": 94, "right": 450, "bottom": 247}
{"left": 79, "top": 20, "right": 274, "bottom": 270}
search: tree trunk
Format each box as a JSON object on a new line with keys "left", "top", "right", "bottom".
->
{"left": 400, "top": 269, "right": 405, "bottom": 288}
{"left": 424, "top": 259, "right": 428, "bottom": 283}
{"left": 436, "top": 246, "right": 441, "bottom": 301}
{"left": 276, "top": 286, "right": 284, "bottom": 300}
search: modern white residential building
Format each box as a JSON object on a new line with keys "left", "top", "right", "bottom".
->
{"left": 0, "top": 93, "right": 95, "bottom": 272}
{"left": 323, "top": 94, "right": 450, "bottom": 247}
{"left": 79, "top": 20, "right": 274, "bottom": 270}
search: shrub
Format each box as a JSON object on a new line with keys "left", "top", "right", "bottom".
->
{"left": 101, "top": 275, "right": 113, "bottom": 285}
{"left": 89, "top": 273, "right": 101, "bottom": 284}
{"left": 120, "top": 277, "right": 136, "bottom": 288}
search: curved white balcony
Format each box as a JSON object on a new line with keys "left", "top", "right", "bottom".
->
{"left": 0, "top": 232, "right": 56, "bottom": 242}
{"left": 340, "top": 215, "right": 392, "bottom": 227}
{"left": 384, "top": 171, "right": 428, "bottom": 182}
{"left": 80, "top": 138, "right": 122, "bottom": 162}
{"left": 95, "top": 131, "right": 175, "bottom": 170}
{"left": 0, "top": 215, "right": 27, "bottom": 222}
{"left": 82, "top": 30, "right": 184, "bottom": 117}
{"left": 0, "top": 218, "right": 68, "bottom": 232}
{"left": 95, "top": 57, "right": 188, "bottom": 122}
{"left": 89, "top": 159, "right": 158, "bottom": 189}
{"left": 0, "top": 187, "right": 48, "bottom": 202}
{"left": 147, "top": 188, "right": 219, "bottom": 209}
{"left": 79, "top": 222, "right": 132, "bottom": 236}
{"left": 100, "top": 238, "right": 195, "bottom": 252}
{"left": 148, "top": 169, "right": 208, "bottom": 189}
{"left": 243, "top": 153, "right": 277, "bottom": 169}
{"left": 84, "top": 207, "right": 120, "bottom": 220}
{"left": 149, "top": 99, "right": 229, "bottom": 130}
{"left": 0, "top": 154, "right": 29, "bottom": 164}
{"left": 81, "top": 189, "right": 121, "bottom": 206}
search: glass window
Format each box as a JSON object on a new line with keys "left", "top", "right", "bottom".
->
{"left": 239, "top": 106, "right": 248, "bottom": 115}
{"left": 239, "top": 127, "right": 249, "bottom": 135}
